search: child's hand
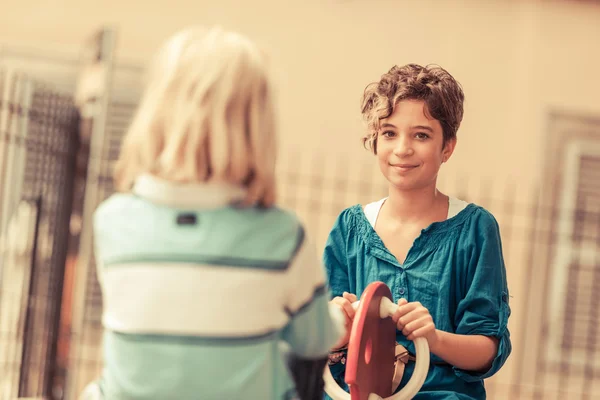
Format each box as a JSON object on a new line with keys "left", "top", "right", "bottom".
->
{"left": 391, "top": 299, "right": 438, "bottom": 347}
{"left": 329, "top": 292, "right": 358, "bottom": 348}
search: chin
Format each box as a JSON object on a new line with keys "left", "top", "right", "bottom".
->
{"left": 386, "top": 178, "right": 416, "bottom": 191}
{"left": 393, "top": 184, "right": 419, "bottom": 191}
{"left": 386, "top": 175, "right": 431, "bottom": 191}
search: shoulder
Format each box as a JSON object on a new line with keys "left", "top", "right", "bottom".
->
{"left": 253, "top": 205, "right": 301, "bottom": 227}
{"left": 463, "top": 203, "right": 500, "bottom": 232}
{"left": 236, "top": 206, "right": 315, "bottom": 266}
{"left": 456, "top": 203, "right": 503, "bottom": 251}
{"left": 330, "top": 204, "right": 364, "bottom": 233}
{"left": 93, "top": 193, "right": 144, "bottom": 228}
{"left": 242, "top": 205, "right": 303, "bottom": 234}
{"left": 238, "top": 205, "right": 305, "bottom": 249}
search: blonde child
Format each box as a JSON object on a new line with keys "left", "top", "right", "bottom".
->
{"left": 83, "top": 26, "right": 343, "bottom": 400}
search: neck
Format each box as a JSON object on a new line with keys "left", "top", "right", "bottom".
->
{"left": 385, "top": 183, "right": 446, "bottom": 223}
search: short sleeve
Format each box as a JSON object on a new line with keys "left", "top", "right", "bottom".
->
{"left": 282, "top": 224, "right": 344, "bottom": 359}
{"left": 453, "top": 210, "right": 512, "bottom": 381}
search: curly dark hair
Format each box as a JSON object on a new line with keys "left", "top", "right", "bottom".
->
{"left": 361, "top": 64, "right": 465, "bottom": 153}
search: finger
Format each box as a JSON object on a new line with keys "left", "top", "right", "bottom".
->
{"left": 402, "top": 315, "right": 434, "bottom": 338}
{"left": 342, "top": 301, "right": 356, "bottom": 320}
{"left": 396, "top": 319, "right": 405, "bottom": 331}
{"left": 397, "top": 307, "right": 430, "bottom": 328}
{"left": 397, "top": 303, "right": 419, "bottom": 316}
{"left": 343, "top": 292, "right": 358, "bottom": 303}
{"left": 398, "top": 302, "right": 429, "bottom": 324}
{"left": 406, "top": 323, "right": 436, "bottom": 341}
{"left": 396, "top": 301, "right": 426, "bottom": 318}
{"left": 396, "top": 301, "right": 421, "bottom": 315}
{"left": 391, "top": 298, "right": 408, "bottom": 323}
{"left": 333, "top": 298, "right": 356, "bottom": 320}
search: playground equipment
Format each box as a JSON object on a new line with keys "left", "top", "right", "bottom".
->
{"left": 323, "top": 282, "right": 430, "bottom": 400}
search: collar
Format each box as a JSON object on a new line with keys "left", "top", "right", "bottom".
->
{"left": 132, "top": 174, "right": 247, "bottom": 209}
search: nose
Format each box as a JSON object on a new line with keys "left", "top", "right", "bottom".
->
{"left": 392, "top": 135, "right": 414, "bottom": 157}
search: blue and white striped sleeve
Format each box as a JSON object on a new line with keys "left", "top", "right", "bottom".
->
{"left": 281, "top": 224, "right": 345, "bottom": 358}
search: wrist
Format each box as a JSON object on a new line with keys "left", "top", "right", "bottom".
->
{"left": 428, "top": 329, "right": 443, "bottom": 354}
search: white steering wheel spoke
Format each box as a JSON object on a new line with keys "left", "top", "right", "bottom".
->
{"left": 324, "top": 298, "right": 430, "bottom": 400}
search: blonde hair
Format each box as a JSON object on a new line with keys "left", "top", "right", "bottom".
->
{"left": 114, "top": 26, "right": 277, "bottom": 207}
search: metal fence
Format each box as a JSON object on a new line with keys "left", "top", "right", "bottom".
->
{"left": 0, "top": 69, "right": 79, "bottom": 399}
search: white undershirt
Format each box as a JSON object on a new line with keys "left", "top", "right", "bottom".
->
{"left": 363, "top": 197, "right": 469, "bottom": 229}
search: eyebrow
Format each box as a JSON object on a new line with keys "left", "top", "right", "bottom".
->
{"left": 412, "top": 125, "right": 434, "bottom": 132}
{"left": 380, "top": 123, "right": 434, "bottom": 132}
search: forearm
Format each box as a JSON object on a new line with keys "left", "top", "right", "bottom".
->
{"left": 429, "top": 330, "right": 499, "bottom": 372}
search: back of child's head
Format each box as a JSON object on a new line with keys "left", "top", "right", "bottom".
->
{"left": 114, "top": 26, "right": 277, "bottom": 207}
{"left": 361, "top": 64, "right": 464, "bottom": 153}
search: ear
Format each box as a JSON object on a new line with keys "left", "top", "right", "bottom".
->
{"left": 441, "top": 137, "right": 457, "bottom": 163}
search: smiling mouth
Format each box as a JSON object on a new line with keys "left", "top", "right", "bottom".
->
{"left": 390, "top": 164, "right": 418, "bottom": 168}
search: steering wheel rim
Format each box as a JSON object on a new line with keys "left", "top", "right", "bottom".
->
{"left": 323, "top": 292, "right": 430, "bottom": 400}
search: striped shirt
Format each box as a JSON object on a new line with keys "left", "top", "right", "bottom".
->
{"left": 93, "top": 174, "right": 341, "bottom": 399}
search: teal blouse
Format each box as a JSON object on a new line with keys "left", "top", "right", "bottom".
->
{"left": 323, "top": 203, "right": 511, "bottom": 399}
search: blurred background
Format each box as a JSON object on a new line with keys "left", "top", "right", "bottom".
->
{"left": 0, "top": 0, "right": 599, "bottom": 399}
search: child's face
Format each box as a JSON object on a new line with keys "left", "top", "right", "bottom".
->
{"left": 376, "top": 99, "right": 455, "bottom": 192}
